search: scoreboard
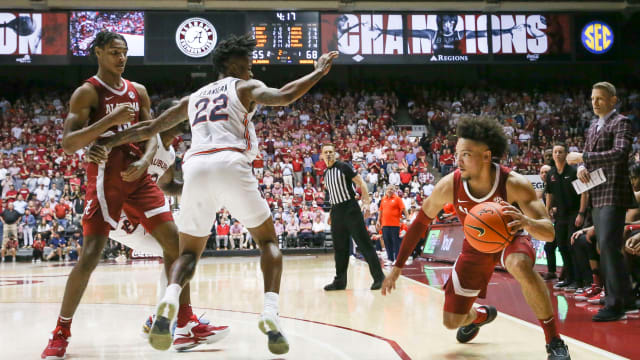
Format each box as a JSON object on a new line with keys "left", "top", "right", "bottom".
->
{"left": 248, "top": 11, "right": 319, "bottom": 64}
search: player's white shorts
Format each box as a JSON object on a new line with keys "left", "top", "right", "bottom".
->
{"left": 110, "top": 212, "right": 164, "bottom": 256}
{"left": 177, "top": 151, "right": 271, "bottom": 237}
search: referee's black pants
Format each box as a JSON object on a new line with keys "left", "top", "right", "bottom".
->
{"left": 330, "top": 200, "right": 384, "bottom": 285}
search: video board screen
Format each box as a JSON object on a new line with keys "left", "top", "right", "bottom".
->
{"left": 405, "top": 13, "right": 491, "bottom": 63}
{"left": 0, "top": 12, "right": 67, "bottom": 64}
{"left": 490, "top": 14, "right": 572, "bottom": 62}
{"left": 321, "top": 13, "right": 406, "bottom": 64}
{"left": 145, "top": 12, "right": 246, "bottom": 65}
{"left": 69, "top": 11, "right": 144, "bottom": 57}
{"left": 248, "top": 11, "right": 319, "bottom": 65}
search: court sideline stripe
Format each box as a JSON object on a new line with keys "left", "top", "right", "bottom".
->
{"left": 390, "top": 266, "right": 629, "bottom": 360}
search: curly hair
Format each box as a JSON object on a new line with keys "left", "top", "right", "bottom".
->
{"left": 156, "top": 98, "right": 178, "bottom": 114}
{"left": 89, "top": 31, "right": 127, "bottom": 60}
{"left": 212, "top": 34, "right": 257, "bottom": 74}
{"left": 456, "top": 116, "right": 508, "bottom": 160}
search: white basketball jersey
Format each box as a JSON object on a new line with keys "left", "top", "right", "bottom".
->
{"left": 148, "top": 134, "right": 176, "bottom": 183}
{"left": 184, "top": 77, "right": 258, "bottom": 163}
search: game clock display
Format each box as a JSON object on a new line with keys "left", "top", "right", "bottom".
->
{"left": 248, "top": 11, "right": 319, "bottom": 65}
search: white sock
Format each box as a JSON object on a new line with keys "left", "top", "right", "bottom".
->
{"left": 163, "top": 283, "right": 182, "bottom": 304}
{"left": 158, "top": 271, "right": 168, "bottom": 303}
{"left": 263, "top": 292, "right": 279, "bottom": 316}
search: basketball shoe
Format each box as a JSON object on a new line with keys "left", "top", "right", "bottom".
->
{"left": 41, "top": 326, "right": 70, "bottom": 359}
{"left": 149, "top": 292, "right": 179, "bottom": 351}
{"left": 172, "top": 314, "right": 230, "bottom": 351}
{"left": 258, "top": 312, "right": 289, "bottom": 355}
{"left": 587, "top": 291, "right": 605, "bottom": 304}
{"left": 142, "top": 314, "right": 177, "bottom": 339}
{"left": 546, "top": 337, "right": 571, "bottom": 360}
{"left": 574, "top": 284, "right": 601, "bottom": 302}
{"left": 456, "top": 305, "right": 498, "bottom": 343}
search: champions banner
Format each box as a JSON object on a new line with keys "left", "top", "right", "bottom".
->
{"left": 321, "top": 13, "right": 573, "bottom": 64}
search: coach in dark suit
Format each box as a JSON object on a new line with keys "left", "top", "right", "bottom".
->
{"left": 567, "top": 81, "right": 636, "bottom": 321}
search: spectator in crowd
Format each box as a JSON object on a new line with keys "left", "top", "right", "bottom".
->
{"left": 21, "top": 208, "right": 35, "bottom": 247}
{"left": 229, "top": 220, "right": 243, "bottom": 250}
{"left": 285, "top": 217, "right": 299, "bottom": 248}
{"left": 1, "top": 235, "right": 18, "bottom": 262}
{"left": 298, "top": 216, "right": 313, "bottom": 247}
{"left": 1, "top": 202, "right": 20, "bottom": 245}
{"left": 32, "top": 233, "right": 45, "bottom": 262}
{"left": 377, "top": 184, "right": 408, "bottom": 266}
{"left": 215, "top": 219, "right": 230, "bottom": 250}
{"left": 312, "top": 214, "right": 327, "bottom": 247}
{"left": 46, "top": 232, "right": 66, "bottom": 261}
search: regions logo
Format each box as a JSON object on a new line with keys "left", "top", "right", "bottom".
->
{"left": 175, "top": 17, "right": 217, "bottom": 58}
{"left": 581, "top": 21, "right": 613, "bottom": 54}
{"left": 429, "top": 54, "right": 469, "bottom": 62}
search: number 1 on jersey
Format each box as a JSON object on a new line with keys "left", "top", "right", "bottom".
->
{"left": 193, "top": 94, "right": 229, "bottom": 126}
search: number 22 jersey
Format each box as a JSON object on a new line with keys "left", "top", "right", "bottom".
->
{"left": 184, "top": 77, "right": 258, "bottom": 163}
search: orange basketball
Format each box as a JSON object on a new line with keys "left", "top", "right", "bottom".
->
{"left": 463, "top": 202, "right": 514, "bottom": 253}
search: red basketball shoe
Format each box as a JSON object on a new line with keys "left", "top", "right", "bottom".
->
{"left": 587, "top": 290, "right": 606, "bottom": 305}
{"left": 172, "top": 314, "right": 230, "bottom": 351}
{"left": 41, "top": 326, "right": 70, "bottom": 359}
{"left": 575, "top": 284, "right": 602, "bottom": 302}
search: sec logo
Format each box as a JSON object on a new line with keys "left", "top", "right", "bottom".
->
{"left": 581, "top": 21, "right": 614, "bottom": 54}
{"left": 175, "top": 17, "right": 217, "bottom": 58}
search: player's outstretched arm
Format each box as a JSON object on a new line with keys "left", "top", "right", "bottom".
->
{"left": 62, "top": 83, "right": 135, "bottom": 154}
{"left": 101, "top": 96, "right": 189, "bottom": 149}
{"left": 239, "top": 51, "right": 338, "bottom": 107}
{"left": 504, "top": 172, "right": 555, "bottom": 242}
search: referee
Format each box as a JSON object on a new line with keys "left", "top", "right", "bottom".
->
{"left": 322, "top": 144, "right": 385, "bottom": 291}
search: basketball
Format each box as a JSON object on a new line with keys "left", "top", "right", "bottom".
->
{"left": 463, "top": 202, "right": 514, "bottom": 253}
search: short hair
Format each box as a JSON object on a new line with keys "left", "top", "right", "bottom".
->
{"left": 212, "top": 34, "right": 257, "bottom": 74}
{"left": 322, "top": 143, "right": 336, "bottom": 150}
{"left": 552, "top": 142, "right": 567, "bottom": 150}
{"left": 156, "top": 98, "right": 178, "bottom": 114}
{"left": 593, "top": 82, "right": 616, "bottom": 97}
{"left": 456, "top": 116, "right": 508, "bottom": 160}
{"left": 89, "top": 31, "right": 127, "bottom": 60}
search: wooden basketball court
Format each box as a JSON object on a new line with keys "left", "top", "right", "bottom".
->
{"left": 0, "top": 255, "right": 627, "bottom": 359}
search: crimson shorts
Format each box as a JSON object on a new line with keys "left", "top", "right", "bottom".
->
{"left": 443, "top": 234, "right": 535, "bottom": 315}
{"left": 82, "top": 147, "right": 173, "bottom": 237}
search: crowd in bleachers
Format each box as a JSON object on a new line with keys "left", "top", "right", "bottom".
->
{"left": 2, "top": 85, "right": 640, "bottom": 268}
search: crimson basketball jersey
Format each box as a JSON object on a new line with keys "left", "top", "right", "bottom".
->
{"left": 452, "top": 163, "right": 511, "bottom": 223}
{"left": 84, "top": 75, "right": 142, "bottom": 154}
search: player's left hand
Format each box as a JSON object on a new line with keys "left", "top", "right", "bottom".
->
{"left": 381, "top": 267, "right": 401, "bottom": 296}
{"left": 500, "top": 201, "right": 530, "bottom": 234}
{"left": 566, "top": 152, "right": 583, "bottom": 165}
{"left": 121, "top": 159, "right": 150, "bottom": 182}
{"left": 86, "top": 144, "right": 111, "bottom": 164}
{"left": 575, "top": 213, "right": 585, "bottom": 228}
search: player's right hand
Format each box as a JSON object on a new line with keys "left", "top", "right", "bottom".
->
{"left": 381, "top": 267, "right": 401, "bottom": 296}
{"left": 314, "top": 51, "right": 339, "bottom": 76}
{"left": 110, "top": 104, "right": 135, "bottom": 125}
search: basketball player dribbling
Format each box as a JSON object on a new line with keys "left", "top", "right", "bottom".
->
{"left": 95, "top": 34, "right": 338, "bottom": 354}
{"left": 41, "top": 32, "right": 217, "bottom": 359}
{"left": 381, "top": 116, "right": 571, "bottom": 360}
{"left": 88, "top": 98, "right": 230, "bottom": 350}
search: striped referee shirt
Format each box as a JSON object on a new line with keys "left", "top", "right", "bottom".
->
{"left": 324, "top": 161, "right": 357, "bottom": 205}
